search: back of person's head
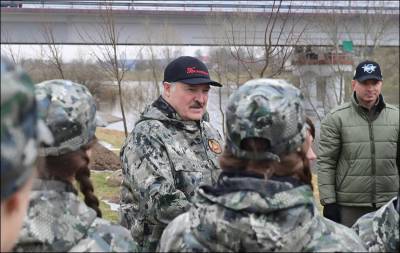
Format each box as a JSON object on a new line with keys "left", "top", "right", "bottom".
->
{"left": 36, "top": 79, "right": 97, "bottom": 156}
{"left": 1, "top": 57, "right": 53, "bottom": 252}
{"left": 221, "top": 79, "right": 310, "bottom": 183}
{"left": 35, "top": 79, "right": 102, "bottom": 217}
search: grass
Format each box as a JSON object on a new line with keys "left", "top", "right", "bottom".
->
{"left": 91, "top": 170, "right": 120, "bottom": 200}
{"left": 85, "top": 128, "right": 126, "bottom": 223}
{"left": 76, "top": 170, "right": 120, "bottom": 223}
{"left": 95, "top": 127, "right": 126, "bottom": 154}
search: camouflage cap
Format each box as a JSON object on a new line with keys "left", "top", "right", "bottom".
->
{"left": 1, "top": 57, "right": 53, "bottom": 200}
{"left": 225, "top": 79, "right": 306, "bottom": 162}
{"left": 35, "top": 80, "right": 97, "bottom": 156}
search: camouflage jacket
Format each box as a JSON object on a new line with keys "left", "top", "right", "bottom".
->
{"left": 352, "top": 197, "right": 399, "bottom": 252}
{"left": 158, "top": 171, "right": 367, "bottom": 252}
{"left": 13, "top": 179, "right": 139, "bottom": 252}
{"left": 120, "top": 96, "right": 223, "bottom": 251}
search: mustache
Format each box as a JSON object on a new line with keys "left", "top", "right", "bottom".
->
{"left": 190, "top": 101, "right": 204, "bottom": 109}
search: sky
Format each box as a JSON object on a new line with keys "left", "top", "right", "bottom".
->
{"left": 0, "top": 44, "right": 210, "bottom": 62}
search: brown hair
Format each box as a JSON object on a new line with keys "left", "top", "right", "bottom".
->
{"left": 306, "top": 117, "right": 315, "bottom": 139}
{"left": 220, "top": 138, "right": 313, "bottom": 189}
{"left": 303, "top": 117, "right": 316, "bottom": 190}
{"left": 37, "top": 138, "right": 102, "bottom": 218}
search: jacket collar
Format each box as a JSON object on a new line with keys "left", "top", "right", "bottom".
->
{"left": 200, "top": 170, "right": 307, "bottom": 198}
{"left": 152, "top": 96, "right": 210, "bottom": 122}
{"left": 137, "top": 96, "right": 210, "bottom": 132}
{"left": 152, "top": 95, "right": 179, "bottom": 119}
{"left": 351, "top": 92, "right": 386, "bottom": 120}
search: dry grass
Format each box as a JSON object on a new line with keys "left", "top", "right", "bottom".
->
{"left": 91, "top": 128, "right": 126, "bottom": 223}
{"left": 95, "top": 127, "right": 126, "bottom": 151}
{"left": 75, "top": 171, "right": 120, "bottom": 223}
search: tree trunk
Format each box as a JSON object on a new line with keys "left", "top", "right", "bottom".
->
{"left": 118, "top": 81, "right": 128, "bottom": 137}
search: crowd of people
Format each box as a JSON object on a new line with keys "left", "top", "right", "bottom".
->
{"left": 1, "top": 55, "right": 399, "bottom": 252}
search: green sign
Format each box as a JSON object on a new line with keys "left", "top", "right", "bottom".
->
{"left": 342, "top": 40, "right": 353, "bottom": 52}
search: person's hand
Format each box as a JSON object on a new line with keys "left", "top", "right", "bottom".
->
{"left": 323, "top": 203, "right": 341, "bottom": 223}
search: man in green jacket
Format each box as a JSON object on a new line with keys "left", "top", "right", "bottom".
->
{"left": 317, "top": 60, "right": 399, "bottom": 227}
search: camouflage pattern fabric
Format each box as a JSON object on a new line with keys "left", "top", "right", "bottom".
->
{"left": 35, "top": 79, "right": 97, "bottom": 156}
{"left": 120, "top": 96, "right": 223, "bottom": 251}
{"left": 1, "top": 57, "right": 53, "bottom": 200}
{"left": 225, "top": 79, "right": 306, "bottom": 162}
{"left": 158, "top": 172, "right": 367, "bottom": 252}
{"left": 352, "top": 197, "right": 399, "bottom": 252}
{"left": 13, "top": 179, "right": 139, "bottom": 252}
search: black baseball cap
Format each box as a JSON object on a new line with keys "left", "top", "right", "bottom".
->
{"left": 353, "top": 60, "right": 383, "bottom": 82}
{"left": 163, "top": 56, "right": 222, "bottom": 87}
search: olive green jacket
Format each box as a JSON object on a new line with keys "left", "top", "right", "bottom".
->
{"left": 317, "top": 92, "right": 399, "bottom": 207}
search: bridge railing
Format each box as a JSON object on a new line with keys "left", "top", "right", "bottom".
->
{"left": 292, "top": 51, "right": 354, "bottom": 66}
{"left": 2, "top": 0, "right": 399, "bottom": 14}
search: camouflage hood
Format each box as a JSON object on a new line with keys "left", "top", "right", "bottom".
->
{"left": 190, "top": 172, "right": 318, "bottom": 251}
{"left": 137, "top": 96, "right": 210, "bottom": 132}
{"left": 15, "top": 179, "right": 98, "bottom": 252}
{"left": 352, "top": 196, "right": 399, "bottom": 252}
{"left": 160, "top": 171, "right": 366, "bottom": 252}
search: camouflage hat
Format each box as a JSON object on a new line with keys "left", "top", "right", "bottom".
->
{"left": 35, "top": 80, "right": 97, "bottom": 156}
{"left": 1, "top": 57, "right": 53, "bottom": 200}
{"left": 225, "top": 79, "right": 306, "bottom": 162}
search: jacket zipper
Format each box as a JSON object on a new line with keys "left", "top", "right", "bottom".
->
{"left": 368, "top": 118, "right": 376, "bottom": 206}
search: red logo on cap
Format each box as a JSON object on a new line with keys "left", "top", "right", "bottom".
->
{"left": 186, "top": 67, "right": 208, "bottom": 76}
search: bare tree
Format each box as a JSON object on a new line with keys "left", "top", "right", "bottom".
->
{"left": 209, "top": 47, "right": 229, "bottom": 136}
{"left": 146, "top": 45, "right": 161, "bottom": 98}
{"left": 143, "top": 19, "right": 182, "bottom": 99}
{"left": 41, "top": 23, "right": 65, "bottom": 79}
{"left": 76, "top": 2, "right": 131, "bottom": 136}
{"left": 209, "top": 0, "right": 307, "bottom": 80}
{"left": 303, "top": 0, "right": 396, "bottom": 115}
{"left": 1, "top": 29, "right": 23, "bottom": 65}
{"left": 66, "top": 58, "right": 106, "bottom": 96}
{"left": 345, "top": 0, "right": 395, "bottom": 59}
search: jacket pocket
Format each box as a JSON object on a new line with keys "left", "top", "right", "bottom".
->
{"left": 172, "top": 159, "right": 212, "bottom": 199}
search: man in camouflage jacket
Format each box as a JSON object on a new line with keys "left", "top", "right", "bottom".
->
{"left": 352, "top": 195, "right": 399, "bottom": 252}
{"left": 120, "top": 56, "right": 223, "bottom": 251}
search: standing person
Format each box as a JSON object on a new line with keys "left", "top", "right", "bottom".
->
{"left": 1, "top": 57, "right": 53, "bottom": 252}
{"left": 158, "top": 79, "right": 366, "bottom": 252}
{"left": 13, "top": 80, "right": 139, "bottom": 252}
{"left": 120, "top": 56, "right": 223, "bottom": 251}
{"left": 317, "top": 60, "right": 399, "bottom": 227}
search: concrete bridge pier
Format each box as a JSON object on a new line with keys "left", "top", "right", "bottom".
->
{"left": 292, "top": 52, "right": 353, "bottom": 120}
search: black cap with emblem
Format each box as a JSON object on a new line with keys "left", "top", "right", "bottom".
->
{"left": 163, "top": 56, "right": 222, "bottom": 87}
{"left": 353, "top": 60, "right": 383, "bottom": 82}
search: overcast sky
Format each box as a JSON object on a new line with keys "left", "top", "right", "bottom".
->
{"left": 0, "top": 44, "right": 210, "bottom": 62}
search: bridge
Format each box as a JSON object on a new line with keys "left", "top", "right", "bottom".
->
{"left": 1, "top": 1, "right": 399, "bottom": 46}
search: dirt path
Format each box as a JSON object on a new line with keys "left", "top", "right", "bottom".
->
{"left": 90, "top": 142, "right": 121, "bottom": 171}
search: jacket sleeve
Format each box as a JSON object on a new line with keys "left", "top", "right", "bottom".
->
{"left": 120, "top": 123, "right": 190, "bottom": 228}
{"left": 317, "top": 112, "right": 342, "bottom": 205}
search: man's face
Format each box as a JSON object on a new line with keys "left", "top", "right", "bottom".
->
{"left": 163, "top": 82, "right": 210, "bottom": 121}
{"left": 352, "top": 79, "right": 382, "bottom": 108}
